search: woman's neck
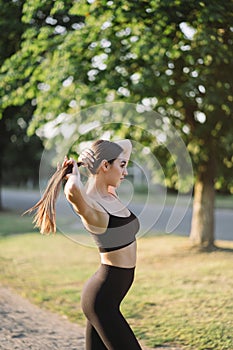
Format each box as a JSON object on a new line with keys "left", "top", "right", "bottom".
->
{"left": 86, "top": 176, "right": 110, "bottom": 198}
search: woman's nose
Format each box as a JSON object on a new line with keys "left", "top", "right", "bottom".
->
{"left": 123, "top": 168, "right": 128, "bottom": 176}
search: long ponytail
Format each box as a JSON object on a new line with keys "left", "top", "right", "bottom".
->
{"left": 24, "top": 162, "right": 81, "bottom": 234}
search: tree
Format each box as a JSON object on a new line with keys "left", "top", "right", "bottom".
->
{"left": 0, "top": 0, "right": 233, "bottom": 248}
{"left": 0, "top": 103, "right": 43, "bottom": 186}
{"left": 0, "top": 0, "right": 43, "bottom": 210}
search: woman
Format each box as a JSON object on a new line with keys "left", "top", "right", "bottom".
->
{"left": 26, "top": 139, "right": 143, "bottom": 350}
{"left": 63, "top": 139, "right": 142, "bottom": 350}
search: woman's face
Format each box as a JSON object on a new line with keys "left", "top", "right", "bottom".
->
{"left": 107, "top": 154, "right": 129, "bottom": 188}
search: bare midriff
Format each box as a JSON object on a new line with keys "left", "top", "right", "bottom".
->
{"left": 100, "top": 241, "right": 137, "bottom": 268}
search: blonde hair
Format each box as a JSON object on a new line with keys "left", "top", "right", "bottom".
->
{"left": 24, "top": 140, "right": 123, "bottom": 234}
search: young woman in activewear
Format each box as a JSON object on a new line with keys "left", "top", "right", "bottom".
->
{"left": 27, "top": 139, "right": 143, "bottom": 350}
{"left": 63, "top": 139, "right": 142, "bottom": 350}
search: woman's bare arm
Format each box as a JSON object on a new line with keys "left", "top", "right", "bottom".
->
{"left": 63, "top": 159, "right": 108, "bottom": 233}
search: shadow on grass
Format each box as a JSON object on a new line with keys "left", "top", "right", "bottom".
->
{"left": 188, "top": 243, "right": 233, "bottom": 254}
{"left": 0, "top": 209, "right": 85, "bottom": 240}
{"left": 213, "top": 245, "right": 233, "bottom": 253}
{"left": 0, "top": 209, "right": 37, "bottom": 237}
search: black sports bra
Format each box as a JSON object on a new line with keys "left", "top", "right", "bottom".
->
{"left": 91, "top": 205, "right": 140, "bottom": 253}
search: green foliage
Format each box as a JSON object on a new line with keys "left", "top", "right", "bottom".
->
{"left": 0, "top": 0, "right": 25, "bottom": 61}
{"left": 0, "top": 0, "right": 233, "bottom": 191}
{"left": 0, "top": 104, "right": 43, "bottom": 187}
{"left": 0, "top": 1, "right": 44, "bottom": 195}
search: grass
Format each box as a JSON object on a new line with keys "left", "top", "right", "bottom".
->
{"left": 0, "top": 211, "right": 233, "bottom": 350}
{"left": 0, "top": 210, "right": 38, "bottom": 236}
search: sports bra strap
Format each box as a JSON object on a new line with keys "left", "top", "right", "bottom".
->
{"left": 96, "top": 201, "right": 111, "bottom": 214}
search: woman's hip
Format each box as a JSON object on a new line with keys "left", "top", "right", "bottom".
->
{"left": 81, "top": 264, "right": 135, "bottom": 316}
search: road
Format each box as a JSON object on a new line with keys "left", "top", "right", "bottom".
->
{"left": 2, "top": 188, "right": 233, "bottom": 241}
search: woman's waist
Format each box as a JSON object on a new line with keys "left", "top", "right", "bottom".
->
{"left": 99, "top": 241, "right": 137, "bottom": 269}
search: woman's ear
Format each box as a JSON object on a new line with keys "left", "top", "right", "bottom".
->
{"left": 100, "top": 159, "right": 109, "bottom": 172}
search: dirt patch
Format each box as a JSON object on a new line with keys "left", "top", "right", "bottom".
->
{"left": 0, "top": 286, "right": 183, "bottom": 350}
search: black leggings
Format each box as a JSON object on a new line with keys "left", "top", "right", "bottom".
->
{"left": 81, "top": 264, "right": 142, "bottom": 350}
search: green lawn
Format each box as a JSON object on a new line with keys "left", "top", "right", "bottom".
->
{"left": 0, "top": 212, "right": 233, "bottom": 350}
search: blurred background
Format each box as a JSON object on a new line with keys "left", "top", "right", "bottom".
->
{"left": 0, "top": 2, "right": 233, "bottom": 349}
{"left": 0, "top": 0, "right": 232, "bottom": 247}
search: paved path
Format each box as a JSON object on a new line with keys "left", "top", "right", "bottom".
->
{"left": 0, "top": 286, "right": 183, "bottom": 350}
{"left": 0, "top": 286, "right": 85, "bottom": 350}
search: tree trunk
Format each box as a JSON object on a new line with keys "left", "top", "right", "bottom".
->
{"left": 190, "top": 158, "right": 216, "bottom": 249}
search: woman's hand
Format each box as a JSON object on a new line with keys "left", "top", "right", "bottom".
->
{"left": 62, "top": 157, "right": 82, "bottom": 193}
{"left": 78, "top": 148, "right": 95, "bottom": 170}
